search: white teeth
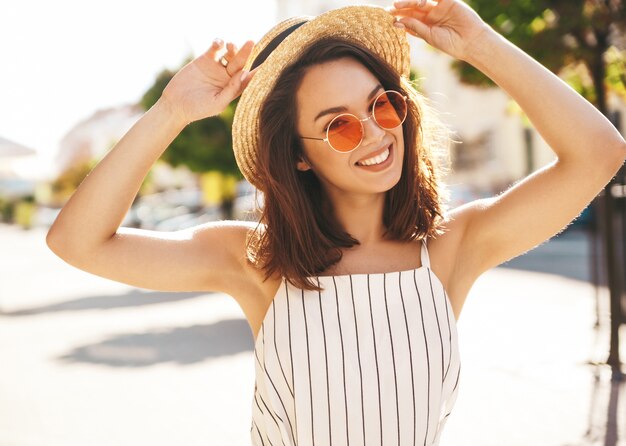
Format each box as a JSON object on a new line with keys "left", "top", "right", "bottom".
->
{"left": 357, "top": 147, "right": 390, "bottom": 166}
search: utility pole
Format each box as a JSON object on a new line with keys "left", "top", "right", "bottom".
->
{"left": 604, "top": 111, "right": 625, "bottom": 380}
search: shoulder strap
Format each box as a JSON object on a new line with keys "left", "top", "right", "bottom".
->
{"left": 420, "top": 237, "right": 431, "bottom": 269}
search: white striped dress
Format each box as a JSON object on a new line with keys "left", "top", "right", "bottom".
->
{"left": 251, "top": 238, "right": 461, "bottom": 446}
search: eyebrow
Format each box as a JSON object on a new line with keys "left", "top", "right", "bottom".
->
{"left": 313, "top": 84, "right": 384, "bottom": 123}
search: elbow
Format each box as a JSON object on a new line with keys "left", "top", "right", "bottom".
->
{"left": 46, "top": 212, "right": 65, "bottom": 254}
{"left": 46, "top": 225, "right": 112, "bottom": 266}
{"left": 607, "top": 141, "right": 626, "bottom": 174}
{"left": 46, "top": 225, "right": 75, "bottom": 259}
{"left": 46, "top": 227, "right": 66, "bottom": 257}
{"left": 597, "top": 140, "right": 626, "bottom": 173}
{"left": 589, "top": 131, "right": 626, "bottom": 165}
{"left": 46, "top": 216, "right": 79, "bottom": 258}
{"left": 46, "top": 229, "right": 85, "bottom": 267}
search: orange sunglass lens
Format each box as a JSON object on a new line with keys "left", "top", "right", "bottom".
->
{"left": 327, "top": 114, "right": 363, "bottom": 152}
{"left": 373, "top": 91, "right": 407, "bottom": 129}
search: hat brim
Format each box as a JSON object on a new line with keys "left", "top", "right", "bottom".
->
{"left": 232, "top": 5, "right": 411, "bottom": 191}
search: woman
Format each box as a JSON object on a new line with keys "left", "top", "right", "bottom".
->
{"left": 47, "top": 1, "right": 626, "bottom": 444}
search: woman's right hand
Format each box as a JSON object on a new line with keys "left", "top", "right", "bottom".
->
{"left": 158, "top": 38, "right": 256, "bottom": 125}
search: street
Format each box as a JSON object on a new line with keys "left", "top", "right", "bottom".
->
{"left": 0, "top": 223, "right": 624, "bottom": 445}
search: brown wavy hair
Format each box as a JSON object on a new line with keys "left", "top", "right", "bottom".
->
{"left": 245, "top": 37, "right": 452, "bottom": 292}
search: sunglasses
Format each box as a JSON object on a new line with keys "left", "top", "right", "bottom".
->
{"left": 299, "top": 90, "right": 408, "bottom": 153}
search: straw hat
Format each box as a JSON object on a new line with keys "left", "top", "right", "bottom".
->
{"left": 231, "top": 5, "right": 411, "bottom": 191}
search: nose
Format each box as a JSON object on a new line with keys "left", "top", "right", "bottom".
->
{"left": 359, "top": 113, "right": 385, "bottom": 147}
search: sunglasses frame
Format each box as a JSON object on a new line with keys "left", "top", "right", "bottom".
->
{"left": 300, "top": 89, "right": 409, "bottom": 154}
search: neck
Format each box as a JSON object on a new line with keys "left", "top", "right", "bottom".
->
{"left": 326, "top": 189, "right": 388, "bottom": 246}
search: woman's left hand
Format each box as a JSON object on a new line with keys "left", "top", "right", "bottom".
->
{"left": 389, "top": 0, "right": 492, "bottom": 62}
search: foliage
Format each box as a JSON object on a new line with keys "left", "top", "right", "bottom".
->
{"left": 409, "top": 67, "right": 425, "bottom": 89}
{"left": 139, "top": 56, "right": 243, "bottom": 178}
{"left": 605, "top": 45, "right": 626, "bottom": 100}
{"left": 0, "top": 196, "right": 15, "bottom": 222}
{"left": 454, "top": 0, "right": 626, "bottom": 107}
{"left": 50, "top": 159, "right": 99, "bottom": 201}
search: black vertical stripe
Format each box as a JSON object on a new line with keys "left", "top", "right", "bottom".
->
{"left": 253, "top": 419, "right": 267, "bottom": 446}
{"left": 441, "top": 365, "right": 462, "bottom": 423}
{"left": 427, "top": 269, "right": 445, "bottom": 385}
{"left": 382, "top": 273, "right": 400, "bottom": 445}
{"left": 420, "top": 240, "right": 427, "bottom": 269}
{"left": 302, "top": 288, "right": 315, "bottom": 445}
{"left": 332, "top": 276, "right": 350, "bottom": 446}
{"left": 259, "top": 326, "right": 289, "bottom": 446}
{"left": 251, "top": 260, "right": 462, "bottom": 445}
{"left": 273, "top": 301, "right": 294, "bottom": 397}
{"left": 441, "top": 282, "right": 453, "bottom": 382}
{"left": 452, "top": 362, "right": 461, "bottom": 394}
{"left": 398, "top": 271, "right": 416, "bottom": 446}
{"left": 255, "top": 388, "right": 283, "bottom": 446}
{"left": 349, "top": 275, "right": 367, "bottom": 446}
{"left": 367, "top": 274, "right": 383, "bottom": 443}
{"left": 255, "top": 393, "right": 264, "bottom": 414}
{"left": 285, "top": 281, "right": 298, "bottom": 443}
{"left": 413, "top": 268, "right": 431, "bottom": 446}
{"left": 317, "top": 278, "right": 332, "bottom": 446}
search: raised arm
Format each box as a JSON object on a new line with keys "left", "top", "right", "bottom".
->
{"left": 46, "top": 39, "right": 257, "bottom": 293}
{"left": 392, "top": 0, "right": 626, "bottom": 279}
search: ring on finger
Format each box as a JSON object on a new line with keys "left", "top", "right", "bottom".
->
{"left": 219, "top": 56, "right": 231, "bottom": 76}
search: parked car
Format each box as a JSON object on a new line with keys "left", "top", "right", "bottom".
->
{"left": 132, "top": 188, "right": 203, "bottom": 230}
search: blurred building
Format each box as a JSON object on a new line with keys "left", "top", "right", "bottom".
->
{"left": 54, "top": 103, "right": 144, "bottom": 174}
{"left": 53, "top": 103, "right": 198, "bottom": 193}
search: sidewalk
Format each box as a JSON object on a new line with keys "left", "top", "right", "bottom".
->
{"left": 443, "top": 259, "right": 625, "bottom": 445}
{"left": 0, "top": 223, "right": 624, "bottom": 445}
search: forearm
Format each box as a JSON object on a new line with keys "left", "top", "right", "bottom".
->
{"left": 47, "top": 98, "right": 187, "bottom": 254}
{"left": 465, "top": 27, "right": 626, "bottom": 164}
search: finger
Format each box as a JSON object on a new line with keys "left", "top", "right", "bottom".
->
{"left": 389, "top": 6, "right": 428, "bottom": 13}
{"left": 219, "top": 43, "right": 235, "bottom": 67}
{"left": 204, "top": 38, "right": 225, "bottom": 60}
{"left": 224, "top": 40, "right": 255, "bottom": 75}
{"left": 247, "top": 65, "right": 260, "bottom": 79}
{"left": 389, "top": 8, "right": 428, "bottom": 19}
{"left": 394, "top": 0, "right": 437, "bottom": 10}
{"left": 226, "top": 42, "right": 238, "bottom": 58}
{"left": 221, "top": 42, "right": 240, "bottom": 70}
{"left": 217, "top": 68, "right": 250, "bottom": 103}
{"left": 395, "top": 16, "right": 431, "bottom": 41}
{"left": 239, "top": 65, "right": 260, "bottom": 89}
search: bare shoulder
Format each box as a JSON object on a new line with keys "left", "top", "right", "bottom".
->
{"left": 204, "top": 220, "right": 282, "bottom": 339}
{"left": 195, "top": 220, "right": 281, "bottom": 294}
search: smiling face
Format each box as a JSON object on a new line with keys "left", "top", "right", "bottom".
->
{"left": 253, "top": 39, "right": 448, "bottom": 285}
{"left": 294, "top": 57, "right": 405, "bottom": 199}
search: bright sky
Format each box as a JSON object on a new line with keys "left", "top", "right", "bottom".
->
{"left": 0, "top": 0, "right": 277, "bottom": 165}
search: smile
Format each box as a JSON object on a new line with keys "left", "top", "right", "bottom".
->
{"left": 357, "top": 147, "right": 390, "bottom": 166}
{"left": 355, "top": 144, "right": 394, "bottom": 171}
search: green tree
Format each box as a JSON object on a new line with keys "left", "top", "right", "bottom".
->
{"left": 139, "top": 56, "right": 243, "bottom": 178}
{"left": 454, "top": 0, "right": 626, "bottom": 371}
{"left": 453, "top": 1, "right": 625, "bottom": 114}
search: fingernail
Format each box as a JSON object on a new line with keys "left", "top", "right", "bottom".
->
{"left": 394, "top": 21, "right": 406, "bottom": 29}
{"left": 240, "top": 70, "right": 249, "bottom": 82}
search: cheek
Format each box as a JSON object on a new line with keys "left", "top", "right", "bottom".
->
{"left": 394, "top": 129, "right": 405, "bottom": 154}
